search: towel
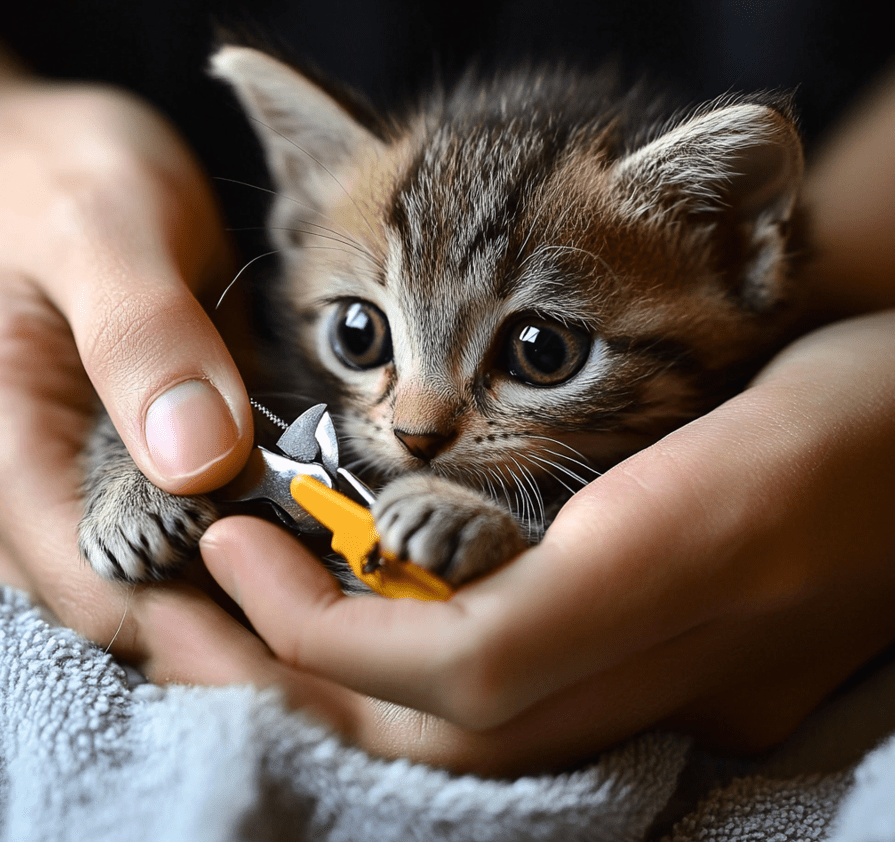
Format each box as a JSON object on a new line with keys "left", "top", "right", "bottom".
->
{"left": 2, "top": 585, "right": 894, "bottom": 842}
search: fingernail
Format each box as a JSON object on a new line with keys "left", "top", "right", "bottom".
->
{"left": 145, "top": 380, "right": 238, "bottom": 480}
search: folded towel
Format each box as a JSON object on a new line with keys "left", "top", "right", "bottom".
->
{"left": 828, "top": 734, "right": 895, "bottom": 842}
{"left": 0, "top": 587, "right": 687, "bottom": 842}
{"left": 3, "top": 585, "right": 895, "bottom": 842}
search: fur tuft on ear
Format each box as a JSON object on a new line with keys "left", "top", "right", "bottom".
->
{"left": 209, "top": 45, "right": 383, "bottom": 203}
{"left": 610, "top": 101, "right": 803, "bottom": 220}
{"left": 608, "top": 100, "right": 803, "bottom": 309}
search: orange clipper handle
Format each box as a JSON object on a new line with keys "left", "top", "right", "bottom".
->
{"left": 289, "top": 475, "right": 454, "bottom": 601}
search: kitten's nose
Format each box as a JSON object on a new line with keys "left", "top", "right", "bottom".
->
{"left": 394, "top": 429, "right": 454, "bottom": 461}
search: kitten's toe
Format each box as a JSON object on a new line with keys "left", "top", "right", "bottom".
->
{"left": 372, "top": 474, "right": 526, "bottom": 586}
{"left": 79, "top": 471, "right": 216, "bottom": 583}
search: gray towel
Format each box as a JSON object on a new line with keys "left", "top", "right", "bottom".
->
{"left": 2, "top": 585, "right": 894, "bottom": 842}
{"left": 0, "top": 587, "right": 686, "bottom": 841}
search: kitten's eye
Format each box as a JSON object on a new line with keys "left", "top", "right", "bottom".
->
{"left": 503, "top": 319, "right": 590, "bottom": 387}
{"left": 329, "top": 300, "right": 393, "bottom": 370}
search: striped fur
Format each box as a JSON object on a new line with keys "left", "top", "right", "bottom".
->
{"left": 78, "top": 47, "right": 806, "bottom": 585}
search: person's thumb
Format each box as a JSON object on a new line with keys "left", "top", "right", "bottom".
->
{"left": 44, "top": 155, "right": 254, "bottom": 495}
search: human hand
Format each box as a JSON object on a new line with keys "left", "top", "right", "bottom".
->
{"left": 0, "top": 68, "right": 259, "bottom": 681}
{"left": 0, "top": 65, "right": 470, "bottom": 756}
{"left": 200, "top": 310, "right": 895, "bottom": 775}
{"left": 5, "top": 51, "right": 895, "bottom": 780}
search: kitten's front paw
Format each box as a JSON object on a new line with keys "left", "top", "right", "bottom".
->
{"left": 372, "top": 474, "right": 527, "bottom": 586}
{"left": 79, "top": 468, "right": 216, "bottom": 583}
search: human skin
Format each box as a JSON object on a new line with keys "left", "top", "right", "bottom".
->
{"left": 1, "top": 47, "right": 894, "bottom": 776}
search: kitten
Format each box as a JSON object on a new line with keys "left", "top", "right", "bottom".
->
{"left": 79, "top": 45, "right": 805, "bottom": 586}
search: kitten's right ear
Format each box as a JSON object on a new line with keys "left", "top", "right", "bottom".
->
{"left": 209, "top": 45, "right": 384, "bottom": 201}
{"left": 606, "top": 101, "right": 803, "bottom": 310}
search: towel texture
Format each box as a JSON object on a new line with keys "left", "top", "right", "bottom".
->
{"left": 0, "top": 587, "right": 686, "bottom": 842}
{"left": 2, "top": 585, "right": 894, "bottom": 842}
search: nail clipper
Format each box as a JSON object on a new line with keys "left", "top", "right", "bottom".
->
{"left": 218, "top": 402, "right": 454, "bottom": 601}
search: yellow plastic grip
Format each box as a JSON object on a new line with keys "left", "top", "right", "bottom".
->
{"left": 289, "top": 475, "right": 454, "bottom": 601}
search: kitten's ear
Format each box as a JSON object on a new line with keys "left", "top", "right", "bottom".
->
{"left": 209, "top": 45, "right": 383, "bottom": 200}
{"left": 609, "top": 102, "right": 803, "bottom": 308}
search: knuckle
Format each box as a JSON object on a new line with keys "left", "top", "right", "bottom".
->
{"left": 0, "top": 277, "right": 42, "bottom": 364}
{"left": 0, "top": 275, "right": 77, "bottom": 391}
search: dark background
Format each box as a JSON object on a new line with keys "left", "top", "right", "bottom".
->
{"left": 4, "top": 1, "right": 892, "bottom": 253}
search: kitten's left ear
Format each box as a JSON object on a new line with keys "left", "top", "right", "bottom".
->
{"left": 209, "top": 45, "right": 384, "bottom": 203}
{"left": 609, "top": 101, "right": 803, "bottom": 309}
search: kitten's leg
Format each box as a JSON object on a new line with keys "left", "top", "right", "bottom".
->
{"left": 78, "top": 412, "right": 217, "bottom": 582}
{"left": 372, "top": 474, "right": 527, "bottom": 586}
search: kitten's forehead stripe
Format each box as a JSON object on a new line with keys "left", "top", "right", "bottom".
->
{"left": 386, "top": 117, "right": 594, "bottom": 367}
{"left": 383, "top": 76, "right": 642, "bottom": 345}
{"left": 391, "top": 131, "right": 516, "bottom": 282}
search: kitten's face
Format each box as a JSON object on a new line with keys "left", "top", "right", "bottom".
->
{"left": 212, "top": 48, "right": 804, "bottom": 504}
{"left": 284, "top": 142, "right": 707, "bottom": 488}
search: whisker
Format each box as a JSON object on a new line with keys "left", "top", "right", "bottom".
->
{"left": 511, "top": 458, "right": 546, "bottom": 538}
{"left": 214, "top": 175, "right": 291, "bottom": 203}
{"left": 505, "top": 471, "right": 524, "bottom": 524}
{"left": 288, "top": 222, "right": 383, "bottom": 266}
{"left": 485, "top": 466, "right": 508, "bottom": 505}
{"left": 519, "top": 461, "right": 547, "bottom": 527}
{"left": 342, "top": 456, "right": 376, "bottom": 474}
{"left": 526, "top": 436, "right": 602, "bottom": 475}
{"left": 519, "top": 479, "right": 541, "bottom": 541}
{"left": 286, "top": 243, "right": 381, "bottom": 266}
{"left": 508, "top": 472, "right": 528, "bottom": 534}
{"left": 215, "top": 177, "right": 350, "bottom": 240}
{"left": 524, "top": 456, "right": 578, "bottom": 495}
{"left": 104, "top": 584, "right": 136, "bottom": 654}
{"left": 281, "top": 226, "right": 382, "bottom": 268}
{"left": 506, "top": 461, "right": 537, "bottom": 538}
{"left": 468, "top": 466, "right": 496, "bottom": 501}
{"left": 481, "top": 469, "right": 500, "bottom": 502}
{"left": 535, "top": 451, "right": 591, "bottom": 486}
{"left": 216, "top": 249, "right": 280, "bottom": 309}
{"left": 526, "top": 453, "right": 588, "bottom": 491}
{"left": 228, "top": 223, "right": 373, "bottom": 259}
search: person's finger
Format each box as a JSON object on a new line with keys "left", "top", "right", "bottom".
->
{"left": 0, "top": 87, "right": 253, "bottom": 495}
{"left": 198, "top": 452, "right": 739, "bottom": 732}
{"left": 128, "top": 578, "right": 370, "bottom": 736}
{"left": 58, "top": 163, "right": 252, "bottom": 495}
{"left": 0, "top": 269, "right": 142, "bottom": 642}
{"left": 71, "top": 268, "right": 254, "bottom": 497}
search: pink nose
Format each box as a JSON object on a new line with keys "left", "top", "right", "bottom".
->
{"left": 394, "top": 429, "right": 454, "bottom": 461}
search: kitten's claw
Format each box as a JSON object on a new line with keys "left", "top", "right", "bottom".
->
{"left": 79, "top": 468, "right": 217, "bottom": 582}
{"left": 79, "top": 412, "right": 218, "bottom": 583}
{"left": 372, "top": 474, "right": 527, "bottom": 586}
